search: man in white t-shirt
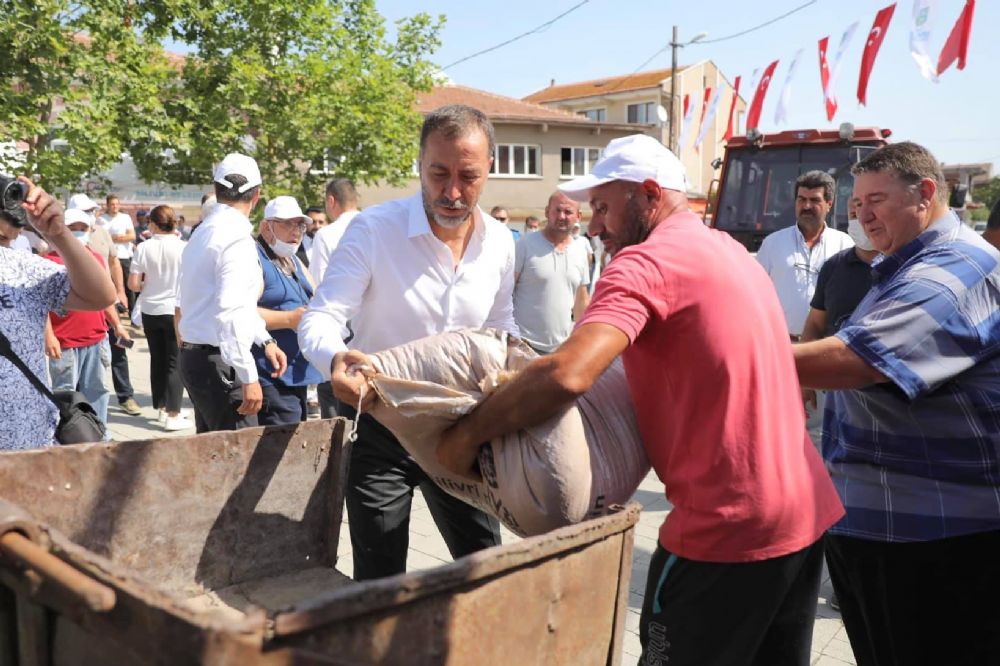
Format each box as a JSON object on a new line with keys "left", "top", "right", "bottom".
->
{"left": 513, "top": 192, "right": 590, "bottom": 353}
{"left": 755, "top": 170, "right": 852, "bottom": 437}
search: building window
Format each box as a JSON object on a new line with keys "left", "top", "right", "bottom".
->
{"left": 579, "top": 108, "right": 607, "bottom": 122}
{"left": 561, "top": 147, "right": 602, "bottom": 177}
{"left": 627, "top": 101, "right": 656, "bottom": 124}
{"left": 491, "top": 144, "right": 540, "bottom": 177}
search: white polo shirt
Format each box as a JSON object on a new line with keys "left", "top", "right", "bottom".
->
{"left": 308, "top": 209, "right": 359, "bottom": 283}
{"left": 299, "top": 193, "right": 518, "bottom": 378}
{"left": 756, "top": 223, "right": 854, "bottom": 336}
{"left": 98, "top": 212, "right": 136, "bottom": 260}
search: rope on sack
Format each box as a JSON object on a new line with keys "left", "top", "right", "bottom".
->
{"left": 346, "top": 364, "right": 372, "bottom": 443}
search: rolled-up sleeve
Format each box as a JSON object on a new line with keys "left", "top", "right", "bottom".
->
{"left": 299, "top": 219, "right": 373, "bottom": 379}
{"left": 215, "top": 236, "right": 267, "bottom": 384}
{"left": 484, "top": 232, "right": 518, "bottom": 336}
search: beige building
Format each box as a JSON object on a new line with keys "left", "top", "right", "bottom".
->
{"left": 523, "top": 61, "right": 746, "bottom": 199}
{"left": 356, "top": 84, "right": 645, "bottom": 223}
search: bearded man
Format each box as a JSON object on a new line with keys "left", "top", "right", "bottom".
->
{"left": 436, "top": 134, "right": 843, "bottom": 666}
{"left": 299, "top": 104, "right": 516, "bottom": 580}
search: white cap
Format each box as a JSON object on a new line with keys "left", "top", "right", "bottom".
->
{"left": 213, "top": 153, "right": 262, "bottom": 194}
{"left": 64, "top": 208, "right": 93, "bottom": 228}
{"left": 558, "top": 134, "right": 688, "bottom": 201}
{"left": 263, "top": 196, "right": 308, "bottom": 223}
{"left": 67, "top": 193, "right": 99, "bottom": 212}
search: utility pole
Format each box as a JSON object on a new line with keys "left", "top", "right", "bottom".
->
{"left": 667, "top": 27, "right": 707, "bottom": 154}
{"left": 669, "top": 25, "right": 678, "bottom": 152}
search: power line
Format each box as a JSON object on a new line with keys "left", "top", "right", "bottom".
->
{"left": 699, "top": 1, "right": 819, "bottom": 44}
{"left": 602, "top": 0, "right": 818, "bottom": 95}
{"left": 441, "top": 0, "right": 590, "bottom": 71}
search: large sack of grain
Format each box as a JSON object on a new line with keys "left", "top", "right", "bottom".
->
{"left": 367, "top": 328, "right": 649, "bottom": 537}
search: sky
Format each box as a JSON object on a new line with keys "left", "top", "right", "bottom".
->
{"left": 375, "top": 0, "right": 998, "bottom": 173}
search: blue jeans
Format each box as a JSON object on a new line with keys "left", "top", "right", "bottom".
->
{"left": 49, "top": 339, "right": 111, "bottom": 439}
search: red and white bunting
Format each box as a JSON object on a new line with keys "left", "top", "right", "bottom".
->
{"left": 694, "top": 87, "right": 714, "bottom": 153}
{"left": 723, "top": 75, "right": 741, "bottom": 142}
{"left": 746, "top": 60, "right": 779, "bottom": 131}
{"left": 937, "top": 0, "right": 975, "bottom": 75}
{"left": 677, "top": 94, "right": 696, "bottom": 152}
{"left": 858, "top": 3, "right": 897, "bottom": 106}
{"left": 696, "top": 86, "right": 724, "bottom": 151}
{"left": 774, "top": 49, "right": 804, "bottom": 125}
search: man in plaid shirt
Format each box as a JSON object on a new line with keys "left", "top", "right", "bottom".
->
{"left": 795, "top": 141, "right": 1000, "bottom": 666}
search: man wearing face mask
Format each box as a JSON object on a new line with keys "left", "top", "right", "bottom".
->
{"left": 299, "top": 105, "right": 516, "bottom": 580}
{"left": 177, "top": 153, "right": 287, "bottom": 433}
{"left": 253, "top": 196, "right": 324, "bottom": 425}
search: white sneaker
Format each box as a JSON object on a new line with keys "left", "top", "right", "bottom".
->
{"left": 157, "top": 409, "right": 167, "bottom": 425}
{"left": 164, "top": 414, "right": 194, "bottom": 431}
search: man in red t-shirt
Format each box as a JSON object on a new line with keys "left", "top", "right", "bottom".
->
{"left": 45, "top": 209, "right": 131, "bottom": 433}
{"left": 438, "top": 134, "right": 844, "bottom": 665}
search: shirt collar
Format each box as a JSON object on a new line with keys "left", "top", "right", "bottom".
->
{"left": 203, "top": 202, "right": 253, "bottom": 234}
{"left": 406, "top": 193, "right": 486, "bottom": 240}
{"left": 871, "top": 211, "right": 958, "bottom": 283}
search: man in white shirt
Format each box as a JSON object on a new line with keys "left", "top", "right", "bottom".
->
{"left": 756, "top": 170, "right": 853, "bottom": 340}
{"left": 513, "top": 191, "right": 590, "bottom": 353}
{"left": 177, "top": 153, "right": 287, "bottom": 433}
{"left": 308, "top": 178, "right": 360, "bottom": 419}
{"left": 308, "top": 178, "right": 360, "bottom": 284}
{"left": 756, "top": 170, "right": 852, "bottom": 437}
{"left": 300, "top": 104, "right": 516, "bottom": 580}
{"left": 96, "top": 194, "right": 137, "bottom": 310}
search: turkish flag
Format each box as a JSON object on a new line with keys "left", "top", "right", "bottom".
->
{"left": 694, "top": 87, "right": 712, "bottom": 152}
{"left": 724, "top": 76, "right": 741, "bottom": 141}
{"left": 858, "top": 4, "right": 896, "bottom": 106}
{"left": 937, "top": 0, "right": 975, "bottom": 75}
{"left": 818, "top": 37, "right": 835, "bottom": 120}
{"left": 746, "top": 60, "right": 779, "bottom": 131}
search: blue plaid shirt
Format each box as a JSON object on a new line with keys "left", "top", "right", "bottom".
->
{"left": 823, "top": 212, "right": 1000, "bottom": 542}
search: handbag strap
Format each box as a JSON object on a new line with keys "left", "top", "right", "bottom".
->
{"left": 0, "top": 328, "right": 63, "bottom": 412}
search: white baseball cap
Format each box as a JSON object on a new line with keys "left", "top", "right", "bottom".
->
{"left": 64, "top": 208, "right": 93, "bottom": 228}
{"left": 67, "top": 193, "right": 100, "bottom": 212}
{"left": 558, "top": 134, "right": 688, "bottom": 201}
{"left": 263, "top": 196, "right": 308, "bottom": 223}
{"left": 213, "top": 153, "right": 262, "bottom": 193}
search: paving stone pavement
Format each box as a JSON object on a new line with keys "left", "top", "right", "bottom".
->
{"left": 109, "top": 331, "right": 855, "bottom": 665}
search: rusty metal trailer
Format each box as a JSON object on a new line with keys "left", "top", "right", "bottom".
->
{"left": 0, "top": 419, "right": 639, "bottom": 665}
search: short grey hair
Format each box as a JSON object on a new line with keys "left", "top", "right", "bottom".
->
{"left": 795, "top": 170, "right": 836, "bottom": 203}
{"left": 420, "top": 105, "right": 495, "bottom": 158}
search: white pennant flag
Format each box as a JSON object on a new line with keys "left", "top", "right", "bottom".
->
{"left": 677, "top": 94, "right": 696, "bottom": 152}
{"left": 746, "top": 67, "right": 762, "bottom": 105}
{"left": 695, "top": 86, "right": 724, "bottom": 151}
{"left": 827, "top": 22, "right": 860, "bottom": 112}
{"left": 910, "top": 0, "right": 939, "bottom": 82}
{"left": 774, "top": 49, "right": 803, "bottom": 125}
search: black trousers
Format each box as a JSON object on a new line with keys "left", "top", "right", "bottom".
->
{"left": 142, "top": 313, "right": 182, "bottom": 413}
{"left": 179, "top": 345, "right": 257, "bottom": 433}
{"left": 107, "top": 327, "right": 134, "bottom": 402}
{"left": 119, "top": 257, "right": 137, "bottom": 314}
{"left": 316, "top": 381, "right": 339, "bottom": 419}
{"left": 639, "top": 539, "right": 824, "bottom": 666}
{"left": 258, "top": 382, "right": 307, "bottom": 426}
{"left": 827, "top": 530, "right": 1000, "bottom": 666}
{"left": 341, "top": 403, "right": 501, "bottom": 581}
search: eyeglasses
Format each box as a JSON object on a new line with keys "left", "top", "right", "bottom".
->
{"left": 269, "top": 218, "right": 308, "bottom": 233}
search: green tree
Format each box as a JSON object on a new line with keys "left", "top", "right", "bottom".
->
{"left": 132, "top": 0, "right": 443, "bottom": 203}
{"left": 973, "top": 176, "right": 1000, "bottom": 213}
{"left": 0, "top": 0, "right": 182, "bottom": 191}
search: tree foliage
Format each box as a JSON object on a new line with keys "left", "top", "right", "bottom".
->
{"left": 1, "top": 0, "right": 442, "bottom": 202}
{"left": 973, "top": 176, "right": 1000, "bottom": 214}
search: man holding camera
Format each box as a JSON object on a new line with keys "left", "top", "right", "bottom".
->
{"left": 0, "top": 177, "right": 116, "bottom": 450}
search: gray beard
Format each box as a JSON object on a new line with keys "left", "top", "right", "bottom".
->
{"left": 431, "top": 211, "right": 470, "bottom": 229}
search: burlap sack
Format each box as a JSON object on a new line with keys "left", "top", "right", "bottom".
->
{"left": 368, "top": 328, "right": 649, "bottom": 537}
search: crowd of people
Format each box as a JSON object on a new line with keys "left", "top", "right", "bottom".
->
{"left": 1, "top": 102, "right": 999, "bottom": 665}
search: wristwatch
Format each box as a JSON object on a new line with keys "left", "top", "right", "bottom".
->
{"left": 261, "top": 338, "right": 278, "bottom": 348}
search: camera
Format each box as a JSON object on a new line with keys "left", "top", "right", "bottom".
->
{"left": 0, "top": 176, "right": 28, "bottom": 227}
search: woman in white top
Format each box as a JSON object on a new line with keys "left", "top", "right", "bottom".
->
{"left": 128, "top": 206, "right": 191, "bottom": 431}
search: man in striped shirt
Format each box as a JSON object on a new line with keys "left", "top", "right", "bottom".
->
{"left": 795, "top": 141, "right": 1000, "bottom": 666}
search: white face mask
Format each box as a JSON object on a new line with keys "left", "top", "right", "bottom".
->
{"left": 266, "top": 222, "right": 299, "bottom": 258}
{"left": 71, "top": 229, "right": 90, "bottom": 244}
{"left": 847, "top": 218, "right": 875, "bottom": 251}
